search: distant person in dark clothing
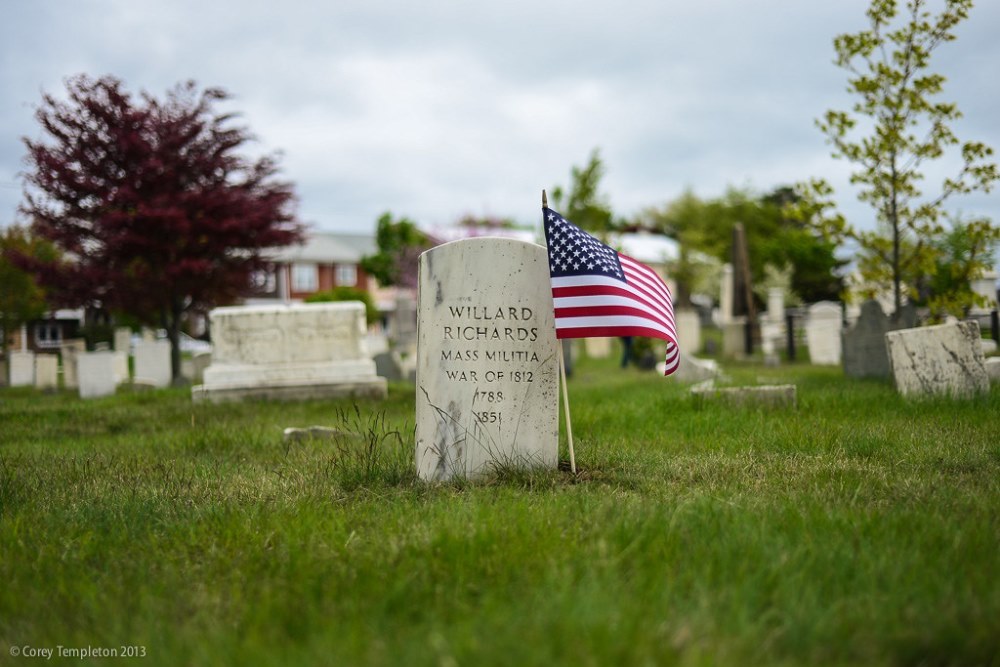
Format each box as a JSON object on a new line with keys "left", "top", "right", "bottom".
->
{"left": 620, "top": 336, "right": 633, "bottom": 368}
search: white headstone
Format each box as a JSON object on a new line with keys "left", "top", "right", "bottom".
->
{"left": 34, "top": 354, "right": 58, "bottom": 389}
{"left": 805, "top": 301, "right": 842, "bottom": 365}
{"left": 60, "top": 339, "right": 87, "bottom": 389}
{"left": 674, "top": 309, "right": 701, "bottom": 355}
{"left": 193, "top": 303, "right": 386, "bottom": 402}
{"left": 113, "top": 327, "right": 132, "bottom": 354}
{"left": 416, "top": 238, "right": 559, "bottom": 481}
{"left": 78, "top": 351, "right": 118, "bottom": 399}
{"left": 112, "top": 351, "right": 130, "bottom": 384}
{"left": 8, "top": 351, "right": 35, "bottom": 387}
{"left": 767, "top": 287, "right": 785, "bottom": 323}
{"left": 134, "top": 340, "right": 172, "bottom": 388}
{"left": 722, "top": 317, "right": 746, "bottom": 358}
{"left": 886, "top": 321, "right": 989, "bottom": 398}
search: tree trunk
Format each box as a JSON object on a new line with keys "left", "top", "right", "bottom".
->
{"left": 890, "top": 159, "right": 902, "bottom": 314}
{"left": 165, "top": 302, "right": 184, "bottom": 384}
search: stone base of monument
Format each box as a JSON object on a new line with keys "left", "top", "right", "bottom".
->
{"left": 193, "top": 363, "right": 387, "bottom": 403}
{"left": 192, "top": 302, "right": 387, "bottom": 404}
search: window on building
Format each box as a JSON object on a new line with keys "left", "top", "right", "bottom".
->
{"left": 249, "top": 268, "right": 277, "bottom": 293}
{"left": 336, "top": 264, "right": 358, "bottom": 286}
{"left": 34, "top": 323, "right": 62, "bottom": 349}
{"left": 292, "top": 263, "right": 318, "bottom": 292}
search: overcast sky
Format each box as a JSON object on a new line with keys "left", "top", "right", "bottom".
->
{"left": 1, "top": 0, "right": 998, "bottom": 237}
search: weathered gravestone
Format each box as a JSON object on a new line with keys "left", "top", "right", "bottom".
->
{"left": 34, "top": 354, "right": 59, "bottom": 389}
{"left": 415, "top": 238, "right": 559, "bottom": 481}
{"left": 77, "top": 351, "right": 118, "bottom": 399}
{"left": 134, "top": 340, "right": 172, "bottom": 388}
{"left": 842, "top": 299, "right": 891, "bottom": 379}
{"left": 885, "top": 321, "right": 989, "bottom": 398}
{"left": 805, "top": 301, "right": 842, "bottom": 365}
{"left": 8, "top": 351, "right": 35, "bottom": 387}
{"left": 193, "top": 303, "right": 386, "bottom": 403}
{"left": 691, "top": 383, "right": 797, "bottom": 409}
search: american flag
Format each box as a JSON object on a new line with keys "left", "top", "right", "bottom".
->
{"left": 543, "top": 207, "right": 680, "bottom": 376}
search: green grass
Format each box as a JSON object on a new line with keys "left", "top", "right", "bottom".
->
{"left": 1, "top": 357, "right": 998, "bottom": 666}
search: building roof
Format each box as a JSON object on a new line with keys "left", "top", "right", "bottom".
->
{"left": 268, "top": 231, "right": 375, "bottom": 264}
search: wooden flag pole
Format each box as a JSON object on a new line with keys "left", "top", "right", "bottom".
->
{"left": 545, "top": 189, "right": 576, "bottom": 474}
{"left": 558, "top": 343, "right": 577, "bottom": 475}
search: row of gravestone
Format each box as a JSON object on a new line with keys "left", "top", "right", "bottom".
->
{"left": 187, "top": 240, "right": 997, "bottom": 482}
{"left": 2, "top": 337, "right": 184, "bottom": 398}
{"left": 843, "top": 299, "right": 996, "bottom": 396}
{"left": 189, "top": 239, "right": 554, "bottom": 482}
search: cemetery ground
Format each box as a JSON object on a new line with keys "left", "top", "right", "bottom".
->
{"left": 2, "top": 355, "right": 998, "bottom": 666}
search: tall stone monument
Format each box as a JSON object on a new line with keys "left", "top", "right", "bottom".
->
{"left": 193, "top": 302, "right": 386, "bottom": 403}
{"left": 415, "top": 238, "right": 559, "bottom": 481}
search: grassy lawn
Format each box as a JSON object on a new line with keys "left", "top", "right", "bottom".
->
{"left": 1, "top": 355, "right": 998, "bottom": 666}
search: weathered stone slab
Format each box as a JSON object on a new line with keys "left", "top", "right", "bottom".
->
{"left": 193, "top": 303, "right": 386, "bottom": 403}
{"left": 77, "top": 351, "right": 117, "bottom": 399}
{"left": 885, "top": 321, "right": 989, "bottom": 398}
{"left": 8, "top": 351, "right": 35, "bottom": 387}
{"left": 282, "top": 426, "right": 352, "bottom": 444}
{"left": 134, "top": 340, "right": 172, "bottom": 388}
{"left": 34, "top": 354, "right": 58, "bottom": 389}
{"left": 843, "top": 299, "right": 890, "bottom": 379}
{"left": 691, "top": 383, "right": 796, "bottom": 409}
{"left": 670, "top": 350, "right": 721, "bottom": 383}
{"left": 415, "top": 238, "right": 558, "bottom": 481}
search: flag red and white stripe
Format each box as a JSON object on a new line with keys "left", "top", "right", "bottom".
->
{"left": 544, "top": 207, "right": 679, "bottom": 376}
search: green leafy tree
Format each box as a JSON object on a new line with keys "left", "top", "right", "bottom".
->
{"left": 924, "top": 216, "right": 999, "bottom": 318}
{"left": 0, "top": 225, "right": 58, "bottom": 357}
{"left": 550, "top": 149, "right": 615, "bottom": 237}
{"left": 18, "top": 75, "right": 303, "bottom": 380}
{"left": 813, "top": 0, "right": 998, "bottom": 312}
{"left": 637, "top": 187, "right": 846, "bottom": 306}
{"left": 359, "top": 212, "right": 430, "bottom": 290}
